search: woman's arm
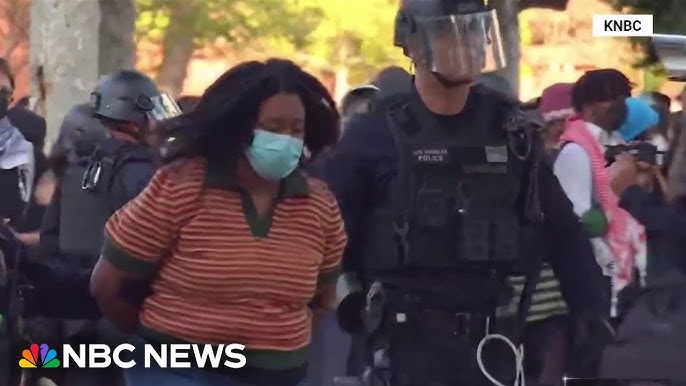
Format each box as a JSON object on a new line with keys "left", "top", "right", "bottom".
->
{"left": 310, "top": 282, "right": 337, "bottom": 329}
{"left": 90, "top": 164, "right": 197, "bottom": 332}
{"left": 310, "top": 187, "right": 348, "bottom": 328}
{"left": 90, "top": 258, "right": 153, "bottom": 332}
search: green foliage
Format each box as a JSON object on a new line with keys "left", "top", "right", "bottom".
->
{"left": 519, "top": 12, "right": 534, "bottom": 45}
{"left": 520, "top": 62, "right": 533, "bottom": 78}
{"left": 135, "top": 0, "right": 409, "bottom": 85}
{"left": 601, "top": 0, "right": 686, "bottom": 66}
{"left": 287, "top": 0, "right": 410, "bottom": 84}
{"left": 135, "top": 0, "right": 320, "bottom": 48}
{"left": 642, "top": 66, "right": 666, "bottom": 91}
{"left": 604, "top": 0, "right": 686, "bottom": 34}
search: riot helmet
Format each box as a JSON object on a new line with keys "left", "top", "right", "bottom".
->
{"left": 340, "top": 85, "right": 379, "bottom": 118}
{"left": 394, "top": 0, "right": 505, "bottom": 86}
{"left": 90, "top": 70, "right": 181, "bottom": 130}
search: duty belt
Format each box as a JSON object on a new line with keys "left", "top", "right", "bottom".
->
{"left": 394, "top": 309, "right": 491, "bottom": 343}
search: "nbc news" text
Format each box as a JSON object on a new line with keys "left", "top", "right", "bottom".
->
{"left": 62, "top": 343, "right": 247, "bottom": 369}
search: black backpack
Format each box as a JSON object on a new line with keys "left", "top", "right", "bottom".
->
{"left": 58, "top": 142, "right": 151, "bottom": 259}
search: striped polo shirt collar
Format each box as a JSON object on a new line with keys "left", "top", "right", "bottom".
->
{"left": 204, "top": 158, "right": 309, "bottom": 198}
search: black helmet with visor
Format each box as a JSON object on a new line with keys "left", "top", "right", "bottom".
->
{"left": 394, "top": 0, "right": 506, "bottom": 86}
{"left": 90, "top": 70, "right": 181, "bottom": 127}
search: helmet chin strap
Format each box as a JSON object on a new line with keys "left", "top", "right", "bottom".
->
{"left": 432, "top": 72, "right": 472, "bottom": 88}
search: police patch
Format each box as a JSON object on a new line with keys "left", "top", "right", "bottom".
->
{"left": 413, "top": 148, "right": 449, "bottom": 164}
{"left": 484, "top": 146, "right": 508, "bottom": 163}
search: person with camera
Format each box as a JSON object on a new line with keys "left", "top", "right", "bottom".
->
{"left": 608, "top": 96, "right": 674, "bottom": 285}
{"left": 550, "top": 71, "right": 646, "bottom": 376}
{"left": 602, "top": 111, "right": 686, "bottom": 385}
{"left": 611, "top": 153, "right": 678, "bottom": 282}
{"left": 557, "top": 71, "right": 646, "bottom": 316}
{"left": 599, "top": 34, "right": 686, "bottom": 384}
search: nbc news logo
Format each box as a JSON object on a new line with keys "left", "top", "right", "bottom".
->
{"left": 18, "top": 342, "right": 247, "bottom": 369}
{"left": 19, "top": 343, "right": 60, "bottom": 368}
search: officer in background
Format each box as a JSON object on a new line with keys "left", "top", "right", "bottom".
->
{"left": 59, "top": 70, "right": 180, "bottom": 260}
{"left": 341, "top": 85, "right": 380, "bottom": 119}
{"left": 44, "top": 70, "right": 179, "bottom": 386}
{"left": 311, "top": 1, "right": 609, "bottom": 385}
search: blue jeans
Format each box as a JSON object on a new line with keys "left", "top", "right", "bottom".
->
{"left": 306, "top": 310, "right": 352, "bottom": 386}
{"left": 125, "top": 335, "right": 252, "bottom": 386}
{"left": 126, "top": 367, "right": 310, "bottom": 386}
{"left": 125, "top": 336, "right": 309, "bottom": 386}
{"left": 125, "top": 366, "right": 254, "bottom": 386}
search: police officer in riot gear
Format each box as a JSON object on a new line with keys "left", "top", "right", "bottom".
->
{"left": 59, "top": 70, "right": 180, "bottom": 259}
{"left": 20, "top": 73, "right": 179, "bottom": 308}
{"left": 47, "top": 71, "right": 179, "bottom": 386}
{"left": 312, "top": 1, "right": 610, "bottom": 385}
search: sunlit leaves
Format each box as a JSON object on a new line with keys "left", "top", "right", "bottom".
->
{"left": 297, "top": 0, "right": 409, "bottom": 83}
{"left": 134, "top": 0, "right": 409, "bottom": 84}
{"left": 135, "top": 0, "right": 319, "bottom": 48}
{"left": 601, "top": 0, "right": 686, "bottom": 65}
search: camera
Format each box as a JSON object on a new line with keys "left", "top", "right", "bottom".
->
{"left": 605, "top": 142, "right": 666, "bottom": 166}
{"left": 650, "top": 34, "right": 686, "bottom": 82}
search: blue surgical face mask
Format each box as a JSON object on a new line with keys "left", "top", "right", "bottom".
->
{"left": 245, "top": 128, "right": 304, "bottom": 181}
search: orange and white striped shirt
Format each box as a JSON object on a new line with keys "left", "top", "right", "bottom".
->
{"left": 102, "top": 157, "right": 346, "bottom": 369}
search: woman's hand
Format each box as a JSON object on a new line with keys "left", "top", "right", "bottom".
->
{"left": 90, "top": 257, "right": 150, "bottom": 332}
{"left": 309, "top": 280, "right": 338, "bottom": 330}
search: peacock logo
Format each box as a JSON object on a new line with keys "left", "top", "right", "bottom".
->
{"left": 19, "top": 343, "right": 61, "bottom": 368}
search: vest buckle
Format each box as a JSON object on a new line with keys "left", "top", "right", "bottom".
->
{"left": 81, "top": 161, "right": 103, "bottom": 191}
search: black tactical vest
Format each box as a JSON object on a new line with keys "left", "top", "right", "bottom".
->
{"left": 361, "top": 89, "right": 542, "bottom": 275}
{"left": 58, "top": 141, "right": 151, "bottom": 259}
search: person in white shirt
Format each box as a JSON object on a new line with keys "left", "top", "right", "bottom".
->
{"left": 555, "top": 70, "right": 632, "bottom": 273}
{"left": 558, "top": 70, "right": 631, "bottom": 211}
{"left": 556, "top": 70, "right": 649, "bottom": 324}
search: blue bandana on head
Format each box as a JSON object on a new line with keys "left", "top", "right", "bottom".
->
{"left": 618, "top": 97, "right": 659, "bottom": 141}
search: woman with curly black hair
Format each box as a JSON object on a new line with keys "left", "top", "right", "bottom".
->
{"left": 90, "top": 59, "right": 347, "bottom": 386}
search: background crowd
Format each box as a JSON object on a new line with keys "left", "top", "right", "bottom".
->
{"left": 0, "top": 30, "right": 685, "bottom": 386}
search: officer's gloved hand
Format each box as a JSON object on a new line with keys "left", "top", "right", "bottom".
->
{"left": 337, "top": 291, "right": 366, "bottom": 334}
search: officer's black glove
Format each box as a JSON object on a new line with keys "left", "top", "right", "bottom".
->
{"left": 336, "top": 292, "right": 366, "bottom": 334}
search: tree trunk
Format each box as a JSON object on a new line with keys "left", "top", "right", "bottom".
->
{"left": 155, "top": 4, "right": 196, "bottom": 97}
{"left": 30, "top": 0, "right": 136, "bottom": 150}
{"left": 98, "top": 0, "right": 136, "bottom": 75}
{"left": 492, "top": 0, "right": 521, "bottom": 96}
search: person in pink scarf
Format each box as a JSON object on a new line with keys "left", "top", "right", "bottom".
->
{"left": 554, "top": 70, "right": 647, "bottom": 320}
{"left": 538, "top": 83, "right": 576, "bottom": 158}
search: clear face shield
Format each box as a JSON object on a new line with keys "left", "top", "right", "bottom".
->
{"left": 145, "top": 93, "right": 183, "bottom": 121}
{"left": 409, "top": 10, "right": 505, "bottom": 83}
{"left": 139, "top": 93, "right": 183, "bottom": 158}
